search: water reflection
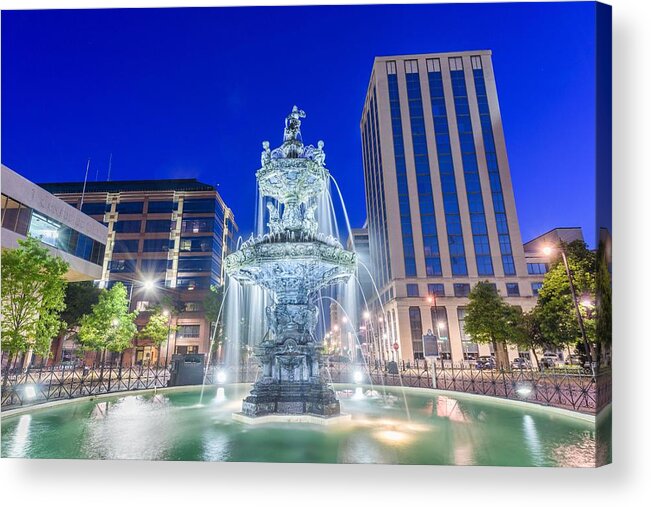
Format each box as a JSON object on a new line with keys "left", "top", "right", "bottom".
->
{"left": 83, "top": 395, "right": 175, "bottom": 460}
{"left": 7, "top": 415, "right": 31, "bottom": 457}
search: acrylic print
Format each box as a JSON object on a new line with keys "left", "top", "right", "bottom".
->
{"left": 1, "top": 2, "right": 612, "bottom": 467}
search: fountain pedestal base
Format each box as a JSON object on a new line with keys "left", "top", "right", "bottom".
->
{"left": 240, "top": 379, "right": 341, "bottom": 417}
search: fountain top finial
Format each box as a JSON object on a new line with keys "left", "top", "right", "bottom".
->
{"left": 283, "top": 106, "right": 306, "bottom": 143}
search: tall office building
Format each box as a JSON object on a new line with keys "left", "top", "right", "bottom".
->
{"left": 40, "top": 179, "right": 237, "bottom": 365}
{"left": 360, "top": 50, "right": 540, "bottom": 363}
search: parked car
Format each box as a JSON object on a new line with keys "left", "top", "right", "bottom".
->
{"left": 539, "top": 353, "right": 560, "bottom": 368}
{"left": 565, "top": 354, "right": 587, "bottom": 366}
{"left": 511, "top": 357, "right": 532, "bottom": 369}
{"left": 475, "top": 356, "right": 496, "bottom": 370}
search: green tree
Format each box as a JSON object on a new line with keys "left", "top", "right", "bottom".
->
{"left": 205, "top": 285, "right": 225, "bottom": 364}
{"left": 595, "top": 237, "right": 612, "bottom": 364}
{"left": 1, "top": 237, "right": 68, "bottom": 377}
{"left": 536, "top": 240, "right": 597, "bottom": 356}
{"left": 78, "top": 283, "right": 138, "bottom": 364}
{"left": 512, "top": 308, "right": 553, "bottom": 367}
{"left": 137, "top": 308, "right": 175, "bottom": 365}
{"left": 463, "top": 281, "right": 523, "bottom": 369}
{"left": 60, "top": 281, "right": 101, "bottom": 332}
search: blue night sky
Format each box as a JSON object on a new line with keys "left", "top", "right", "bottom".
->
{"left": 1, "top": 2, "right": 597, "bottom": 245}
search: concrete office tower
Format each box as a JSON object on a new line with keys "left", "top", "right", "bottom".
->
{"left": 360, "top": 51, "right": 541, "bottom": 363}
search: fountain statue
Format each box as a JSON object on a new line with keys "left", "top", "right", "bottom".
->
{"left": 225, "top": 106, "right": 357, "bottom": 422}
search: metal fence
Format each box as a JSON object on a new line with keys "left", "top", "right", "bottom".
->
{"left": 326, "top": 361, "right": 611, "bottom": 414}
{"left": 2, "top": 360, "right": 611, "bottom": 414}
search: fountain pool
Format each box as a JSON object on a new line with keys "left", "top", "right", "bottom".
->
{"left": 1, "top": 384, "right": 610, "bottom": 466}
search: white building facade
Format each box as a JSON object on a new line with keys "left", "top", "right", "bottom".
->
{"left": 359, "top": 51, "right": 546, "bottom": 364}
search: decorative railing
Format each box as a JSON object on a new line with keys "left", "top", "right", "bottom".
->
{"left": 1, "top": 360, "right": 611, "bottom": 414}
{"left": 326, "top": 361, "right": 611, "bottom": 415}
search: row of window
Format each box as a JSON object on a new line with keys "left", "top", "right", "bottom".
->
{"left": 73, "top": 198, "right": 218, "bottom": 216}
{"left": 405, "top": 60, "right": 442, "bottom": 277}
{"left": 427, "top": 62, "right": 469, "bottom": 276}
{"left": 405, "top": 282, "right": 526, "bottom": 298}
{"left": 109, "top": 256, "right": 214, "bottom": 273}
{"left": 1, "top": 194, "right": 105, "bottom": 265}
{"left": 388, "top": 67, "right": 418, "bottom": 277}
{"left": 410, "top": 302, "right": 516, "bottom": 361}
{"left": 450, "top": 63, "right": 494, "bottom": 277}
{"left": 361, "top": 87, "right": 392, "bottom": 289}
{"left": 472, "top": 66, "right": 516, "bottom": 276}
{"left": 112, "top": 218, "right": 221, "bottom": 236}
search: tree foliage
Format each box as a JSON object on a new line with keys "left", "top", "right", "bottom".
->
{"left": 138, "top": 308, "right": 174, "bottom": 347}
{"left": 204, "top": 285, "right": 224, "bottom": 328}
{"left": 60, "top": 281, "right": 101, "bottom": 332}
{"left": 535, "top": 241, "right": 597, "bottom": 349}
{"left": 77, "top": 282, "right": 138, "bottom": 353}
{"left": 1, "top": 237, "right": 68, "bottom": 359}
{"left": 595, "top": 238, "right": 612, "bottom": 347}
{"left": 463, "top": 281, "right": 524, "bottom": 369}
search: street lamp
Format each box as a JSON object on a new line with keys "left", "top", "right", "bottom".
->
{"left": 542, "top": 244, "right": 594, "bottom": 365}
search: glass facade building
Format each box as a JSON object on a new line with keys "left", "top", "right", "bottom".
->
{"left": 39, "top": 178, "right": 237, "bottom": 365}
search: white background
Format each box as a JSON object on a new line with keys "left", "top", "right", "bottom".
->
{"left": 0, "top": 0, "right": 649, "bottom": 505}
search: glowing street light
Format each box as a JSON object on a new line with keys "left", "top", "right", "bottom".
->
{"left": 363, "top": 310, "right": 371, "bottom": 320}
{"left": 143, "top": 279, "right": 156, "bottom": 291}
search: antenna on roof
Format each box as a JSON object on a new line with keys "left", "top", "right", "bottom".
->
{"left": 80, "top": 158, "right": 91, "bottom": 209}
{"left": 107, "top": 152, "right": 113, "bottom": 181}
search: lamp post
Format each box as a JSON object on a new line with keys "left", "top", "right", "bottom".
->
{"left": 542, "top": 244, "right": 594, "bottom": 365}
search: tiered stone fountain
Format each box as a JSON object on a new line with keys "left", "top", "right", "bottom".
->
{"left": 225, "top": 106, "right": 356, "bottom": 423}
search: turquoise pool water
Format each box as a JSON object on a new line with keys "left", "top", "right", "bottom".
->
{"left": 1, "top": 384, "right": 610, "bottom": 466}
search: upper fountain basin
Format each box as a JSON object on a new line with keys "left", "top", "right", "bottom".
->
{"left": 256, "top": 157, "right": 329, "bottom": 203}
{"left": 224, "top": 238, "right": 356, "bottom": 300}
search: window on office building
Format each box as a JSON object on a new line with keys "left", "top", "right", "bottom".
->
{"left": 406, "top": 283, "right": 420, "bottom": 297}
{"left": 527, "top": 262, "right": 549, "bottom": 275}
{"left": 109, "top": 259, "right": 136, "bottom": 273}
{"left": 181, "top": 218, "right": 213, "bottom": 234}
{"left": 506, "top": 283, "right": 520, "bottom": 297}
{"left": 140, "top": 259, "right": 169, "bottom": 273}
{"left": 145, "top": 220, "right": 173, "bottom": 233}
{"left": 142, "top": 239, "right": 173, "bottom": 252}
{"left": 409, "top": 307, "right": 424, "bottom": 360}
{"left": 177, "top": 325, "right": 200, "bottom": 338}
{"left": 457, "top": 307, "right": 479, "bottom": 360}
{"left": 1, "top": 196, "right": 32, "bottom": 236}
{"left": 531, "top": 282, "right": 544, "bottom": 296}
{"left": 178, "top": 256, "right": 212, "bottom": 272}
{"left": 431, "top": 306, "right": 450, "bottom": 358}
{"left": 427, "top": 283, "right": 445, "bottom": 297}
{"left": 116, "top": 201, "right": 144, "bottom": 214}
{"left": 113, "top": 220, "right": 141, "bottom": 233}
{"left": 454, "top": 283, "right": 471, "bottom": 297}
{"left": 113, "top": 239, "right": 140, "bottom": 253}
{"left": 81, "top": 202, "right": 108, "bottom": 215}
{"left": 179, "top": 238, "right": 212, "bottom": 252}
{"left": 182, "top": 198, "right": 215, "bottom": 213}
{"left": 146, "top": 200, "right": 175, "bottom": 213}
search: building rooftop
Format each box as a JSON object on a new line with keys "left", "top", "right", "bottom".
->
{"left": 38, "top": 178, "right": 216, "bottom": 194}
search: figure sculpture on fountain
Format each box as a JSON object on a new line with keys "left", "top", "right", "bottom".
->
{"left": 225, "top": 106, "right": 356, "bottom": 420}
